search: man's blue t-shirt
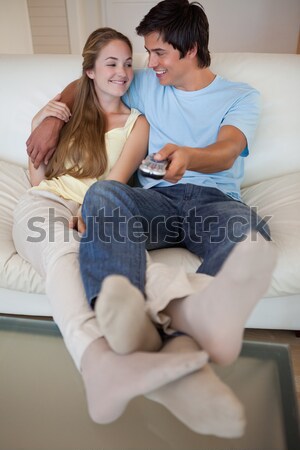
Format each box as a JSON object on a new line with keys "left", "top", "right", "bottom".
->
{"left": 123, "top": 69, "right": 260, "bottom": 200}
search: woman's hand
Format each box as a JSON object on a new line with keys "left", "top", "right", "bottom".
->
{"left": 69, "top": 209, "right": 86, "bottom": 234}
{"left": 31, "top": 93, "right": 71, "bottom": 131}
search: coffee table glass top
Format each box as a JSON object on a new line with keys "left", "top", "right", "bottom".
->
{"left": 0, "top": 316, "right": 299, "bottom": 450}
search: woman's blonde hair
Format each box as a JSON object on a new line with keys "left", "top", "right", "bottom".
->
{"left": 45, "top": 28, "right": 133, "bottom": 180}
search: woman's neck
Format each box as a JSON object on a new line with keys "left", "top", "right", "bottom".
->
{"left": 97, "top": 93, "right": 127, "bottom": 115}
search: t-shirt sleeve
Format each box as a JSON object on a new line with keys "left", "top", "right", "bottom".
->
{"left": 122, "top": 69, "right": 146, "bottom": 113}
{"left": 221, "top": 87, "right": 261, "bottom": 156}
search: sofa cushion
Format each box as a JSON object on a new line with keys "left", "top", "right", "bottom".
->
{"left": 210, "top": 53, "right": 300, "bottom": 187}
{"left": 0, "top": 160, "right": 45, "bottom": 294}
{"left": 241, "top": 172, "right": 300, "bottom": 296}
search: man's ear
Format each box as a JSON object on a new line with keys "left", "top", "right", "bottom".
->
{"left": 187, "top": 45, "right": 198, "bottom": 59}
{"left": 86, "top": 70, "right": 95, "bottom": 79}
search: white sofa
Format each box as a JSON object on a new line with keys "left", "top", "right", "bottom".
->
{"left": 0, "top": 52, "right": 300, "bottom": 331}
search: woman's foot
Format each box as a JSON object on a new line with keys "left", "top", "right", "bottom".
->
{"left": 146, "top": 336, "right": 245, "bottom": 438}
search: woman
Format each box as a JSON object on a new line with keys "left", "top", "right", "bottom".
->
{"left": 13, "top": 27, "right": 208, "bottom": 425}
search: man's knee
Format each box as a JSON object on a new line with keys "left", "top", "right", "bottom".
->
{"left": 222, "top": 203, "right": 271, "bottom": 243}
{"left": 252, "top": 212, "right": 272, "bottom": 241}
{"left": 83, "top": 180, "right": 129, "bottom": 212}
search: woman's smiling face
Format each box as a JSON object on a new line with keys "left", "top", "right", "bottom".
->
{"left": 86, "top": 39, "right": 134, "bottom": 100}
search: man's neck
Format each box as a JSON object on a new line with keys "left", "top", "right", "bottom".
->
{"left": 175, "top": 68, "right": 216, "bottom": 92}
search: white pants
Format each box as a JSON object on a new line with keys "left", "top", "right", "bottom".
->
{"left": 13, "top": 190, "right": 212, "bottom": 370}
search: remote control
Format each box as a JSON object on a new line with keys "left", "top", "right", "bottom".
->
{"left": 139, "top": 153, "right": 168, "bottom": 179}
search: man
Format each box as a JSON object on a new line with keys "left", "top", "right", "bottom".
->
{"left": 26, "top": 0, "right": 276, "bottom": 436}
{"left": 77, "top": 0, "right": 273, "bottom": 346}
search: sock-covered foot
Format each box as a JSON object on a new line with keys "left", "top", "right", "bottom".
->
{"left": 81, "top": 337, "right": 208, "bottom": 424}
{"left": 166, "top": 233, "right": 277, "bottom": 365}
{"left": 95, "top": 275, "right": 162, "bottom": 354}
{"left": 146, "top": 336, "right": 245, "bottom": 438}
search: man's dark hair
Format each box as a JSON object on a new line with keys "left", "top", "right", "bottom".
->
{"left": 136, "top": 0, "right": 210, "bottom": 68}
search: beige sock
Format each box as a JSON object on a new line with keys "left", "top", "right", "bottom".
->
{"left": 95, "top": 275, "right": 162, "bottom": 354}
{"left": 165, "top": 233, "right": 277, "bottom": 365}
{"left": 81, "top": 337, "right": 208, "bottom": 424}
{"left": 146, "top": 336, "right": 246, "bottom": 438}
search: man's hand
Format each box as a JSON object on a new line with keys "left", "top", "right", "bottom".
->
{"left": 155, "top": 144, "right": 191, "bottom": 183}
{"left": 26, "top": 117, "right": 64, "bottom": 169}
{"left": 27, "top": 82, "right": 78, "bottom": 169}
{"left": 69, "top": 211, "right": 86, "bottom": 234}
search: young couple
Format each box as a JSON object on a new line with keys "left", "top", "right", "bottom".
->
{"left": 14, "top": 0, "right": 276, "bottom": 438}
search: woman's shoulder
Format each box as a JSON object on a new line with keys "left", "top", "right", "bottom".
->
{"left": 124, "top": 108, "right": 147, "bottom": 136}
{"left": 124, "top": 108, "right": 142, "bottom": 128}
{"left": 130, "top": 107, "right": 142, "bottom": 118}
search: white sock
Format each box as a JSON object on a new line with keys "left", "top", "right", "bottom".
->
{"left": 81, "top": 337, "right": 208, "bottom": 424}
{"left": 146, "top": 336, "right": 246, "bottom": 438}
{"left": 95, "top": 275, "right": 162, "bottom": 354}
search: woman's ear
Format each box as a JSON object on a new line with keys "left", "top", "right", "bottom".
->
{"left": 86, "top": 70, "right": 95, "bottom": 79}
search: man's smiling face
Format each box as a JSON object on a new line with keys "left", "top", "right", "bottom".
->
{"left": 144, "top": 32, "right": 193, "bottom": 90}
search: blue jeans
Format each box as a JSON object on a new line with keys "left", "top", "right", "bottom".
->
{"left": 79, "top": 181, "right": 271, "bottom": 306}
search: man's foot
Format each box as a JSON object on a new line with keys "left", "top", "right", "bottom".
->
{"left": 95, "top": 275, "right": 162, "bottom": 353}
{"left": 165, "top": 233, "right": 277, "bottom": 365}
{"left": 81, "top": 337, "right": 208, "bottom": 424}
{"left": 146, "top": 336, "right": 245, "bottom": 438}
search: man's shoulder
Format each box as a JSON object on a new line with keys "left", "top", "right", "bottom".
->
{"left": 216, "top": 75, "right": 259, "bottom": 96}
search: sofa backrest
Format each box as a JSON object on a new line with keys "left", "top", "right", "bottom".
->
{"left": 0, "top": 53, "right": 299, "bottom": 187}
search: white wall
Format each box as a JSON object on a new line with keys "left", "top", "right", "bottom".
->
{"left": 102, "top": 0, "right": 300, "bottom": 54}
{"left": 0, "top": 0, "right": 33, "bottom": 53}
{"left": 0, "top": 0, "right": 298, "bottom": 55}
{"left": 202, "top": 0, "right": 300, "bottom": 53}
{"left": 66, "top": 0, "right": 104, "bottom": 54}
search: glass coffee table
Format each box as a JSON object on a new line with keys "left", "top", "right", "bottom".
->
{"left": 0, "top": 316, "right": 299, "bottom": 450}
